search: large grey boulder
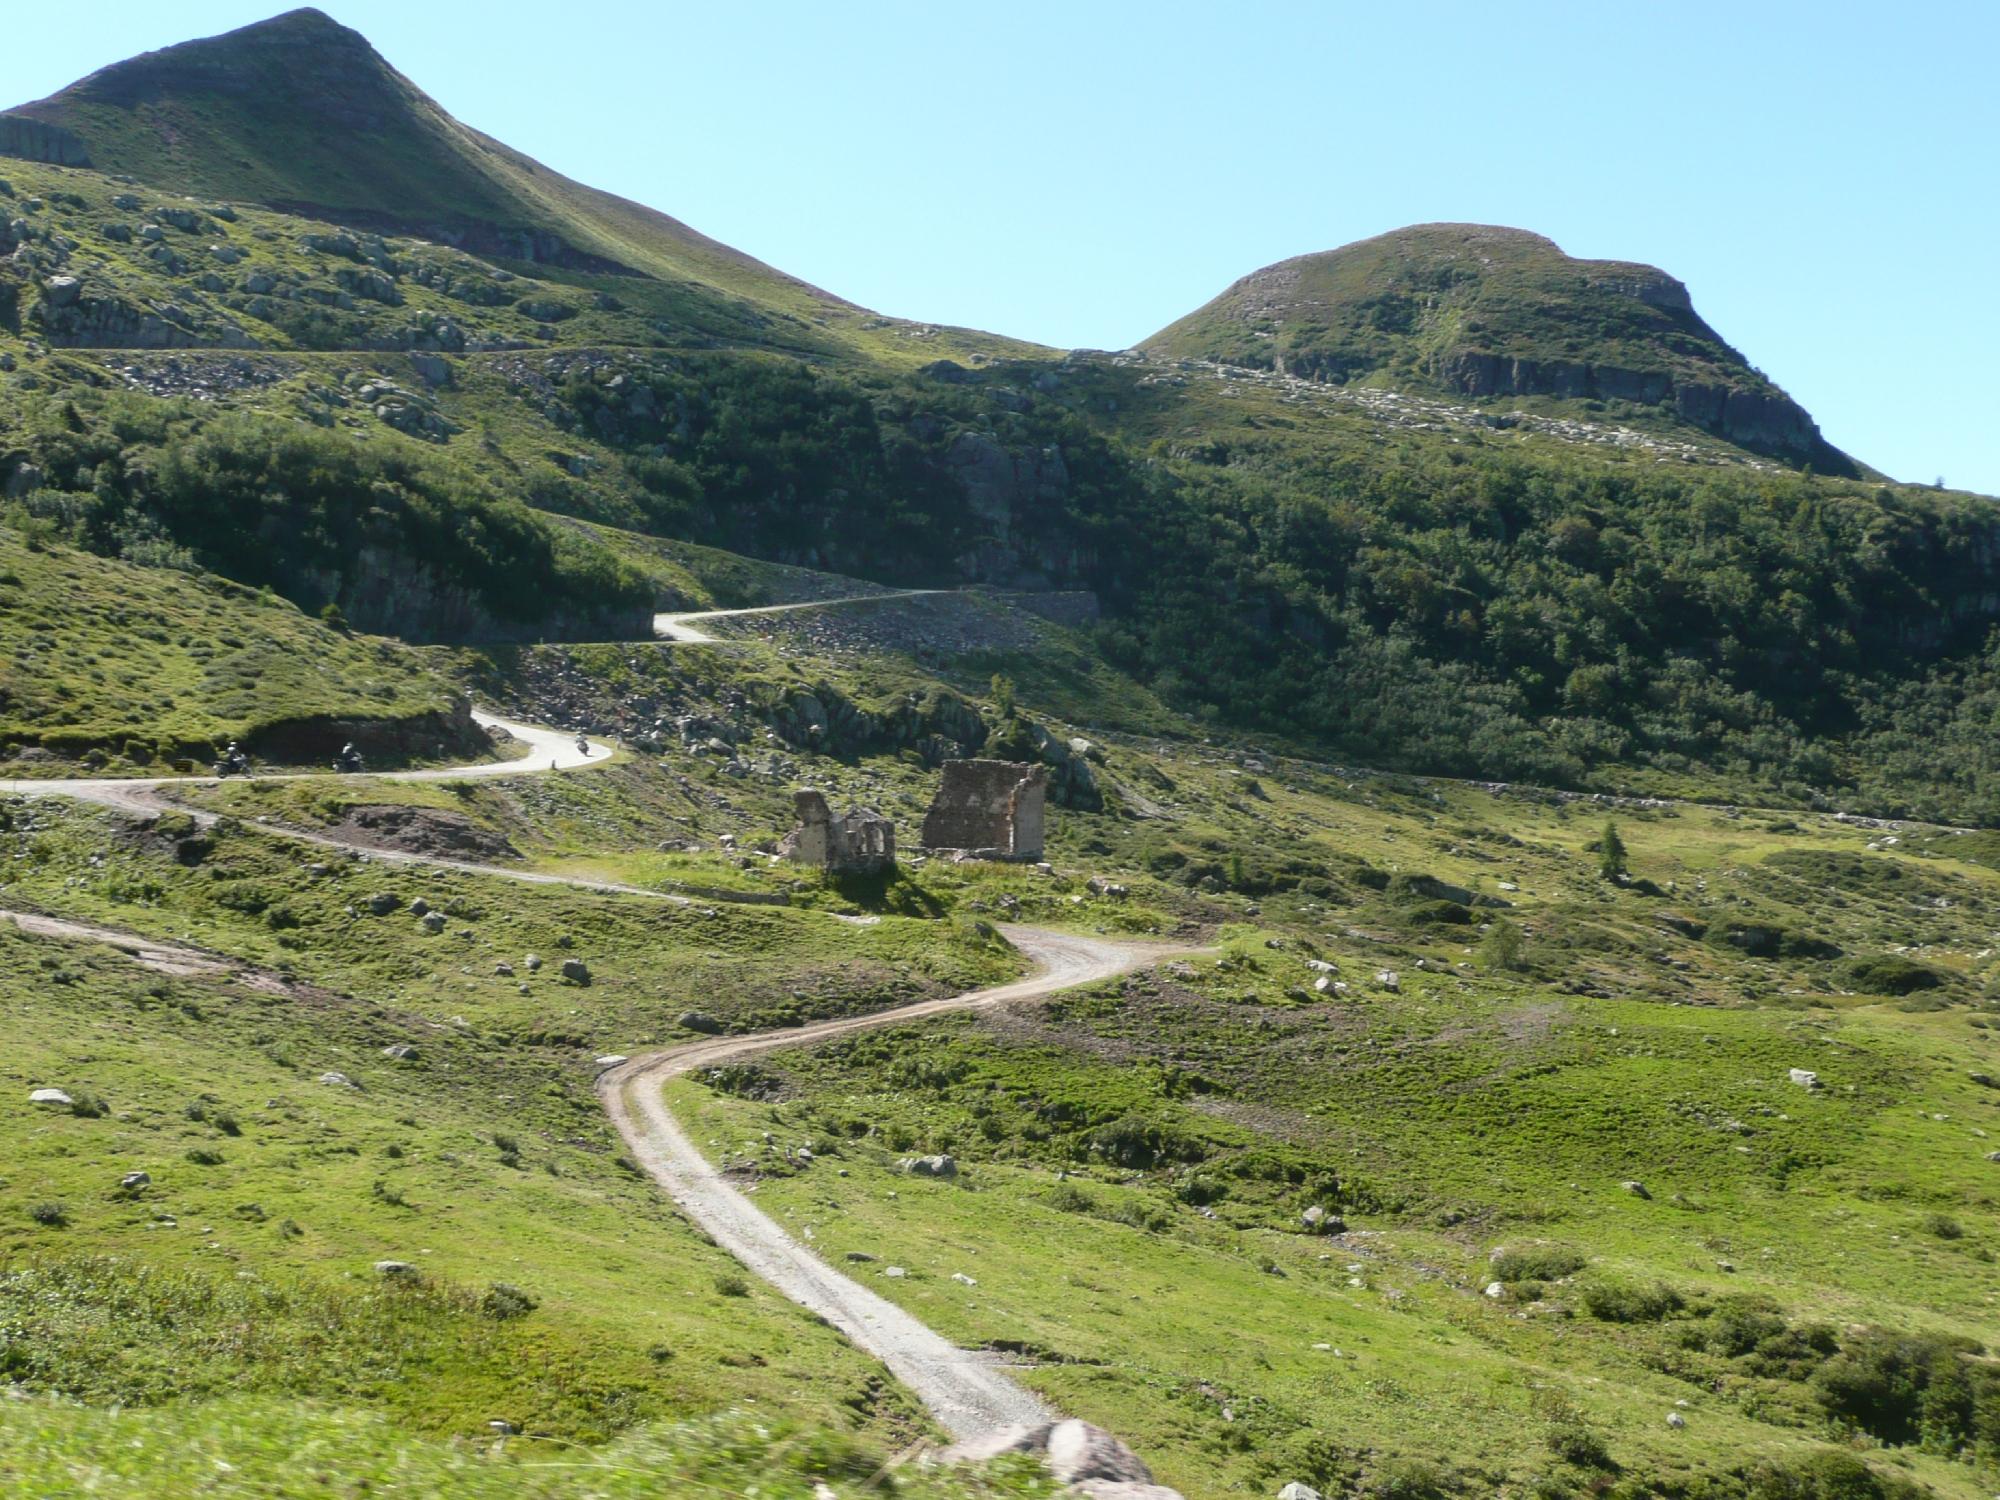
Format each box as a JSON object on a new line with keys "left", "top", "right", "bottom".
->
{"left": 560, "top": 958, "right": 590, "bottom": 983}
{"left": 1278, "top": 1485, "right": 1325, "bottom": 1500}
{"left": 1045, "top": 1421, "right": 1154, "bottom": 1486}
{"left": 29, "top": 1088, "right": 72, "bottom": 1106}
{"left": 899, "top": 1154, "right": 958, "bottom": 1178}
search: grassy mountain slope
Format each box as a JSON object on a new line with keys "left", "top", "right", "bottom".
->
{"left": 1144, "top": 223, "right": 1854, "bottom": 472}
{"left": 0, "top": 8, "right": 1035, "bottom": 364}
{"left": 0, "top": 528, "right": 478, "bottom": 762}
{"left": 2, "top": 596, "right": 1996, "bottom": 1496}
{"left": 7, "top": 142, "right": 2000, "bottom": 817}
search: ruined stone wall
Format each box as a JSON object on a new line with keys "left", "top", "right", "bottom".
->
{"left": 920, "top": 760, "right": 1047, "bottom": 860}
{"left": 782, "top": 789, "right": 895, "bottom": 874}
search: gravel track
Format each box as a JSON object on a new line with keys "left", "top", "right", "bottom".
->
{"left": 599, "top": 924, "right": 1185, "bottom": 1438}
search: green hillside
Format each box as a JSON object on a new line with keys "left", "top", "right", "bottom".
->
{"left": 2, "top": 19, "right": 2000, "bottom": 1495}
{"left": 0, "top": 528, "right": 476, "bottom": 764}
{"left": 1143, "top": 223, "right": 1853, "bottom": 473}
{"left": 0, "top": 8, "right": 1035, "bottom": 365}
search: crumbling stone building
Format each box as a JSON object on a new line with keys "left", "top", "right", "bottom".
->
{"left": 780, "top": 790, "right": 896, "bottom": 874}
{"left": 920, "top": 760, "right": 1047, "bottom": 860}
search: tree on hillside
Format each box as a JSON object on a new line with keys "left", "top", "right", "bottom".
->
{"left": 1599, "top": 820, "right": 1629, "bottom": 882}
{"left": 1478, "top": 917, "right": 1525, "bottom": 972}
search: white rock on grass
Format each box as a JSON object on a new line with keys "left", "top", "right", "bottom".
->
{"left": 1046, "top": 1420, "right": 1155, "bottom": 1486}
{"left": 29, "top": 1088, "right": 73, "bottom": 1107}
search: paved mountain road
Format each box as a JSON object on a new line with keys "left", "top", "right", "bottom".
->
{"left": 654, "top": 589, "right": 940, "bottom": 643}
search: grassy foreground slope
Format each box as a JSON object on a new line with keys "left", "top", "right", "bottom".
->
{"left": 668, "top": 774, "right": 2000, "bottom": 1499}
{"left": 0, "top": 794, "right": 1032, "bottom": 1490}
{"left": 0, "top": 592, "right": 1994, "bottom": 1496}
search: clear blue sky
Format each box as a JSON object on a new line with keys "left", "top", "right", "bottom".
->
{"left": 5, "top": 2, "right": 1995, "bottom": 492}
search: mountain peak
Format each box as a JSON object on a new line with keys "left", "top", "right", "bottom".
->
{"left": 0, "top": 8, "right": 858, "bottom": 319}
{"left": 1147, "top": 223, "right": 1848, "bottom": 472}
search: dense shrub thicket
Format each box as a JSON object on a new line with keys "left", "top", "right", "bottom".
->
{"left": 537, "top": 349, "right": 2000, "bottom": 821}
{"left": 3, "top": 398, "right": 648, "bottom": 638}
{"left": 14, "top": 347, "right": 2000, "bottom": 818}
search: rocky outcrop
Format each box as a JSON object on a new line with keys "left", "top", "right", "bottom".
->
{"left": 0, "top": 114, "right": 90, "bottom": 166}
{"left": 244, "top": 699, "right": 490, "bottom": 766}
{"left": 938, "top": 1421, "right": 1183, "bottom": 1500}
{"left": 269, "top": 205, "right": 640, "bottom": 277}
{"left": 941, "top": 430, "right": 1097, "bottom": 586}
{"left": 1435, "top": 350, "right": 1852, "bottom": 473}
{"left": 32, "top": 286, "right": 212, "bottom": 349}
{"left": 301, "top": 546, "right": 650, "bottom": 644}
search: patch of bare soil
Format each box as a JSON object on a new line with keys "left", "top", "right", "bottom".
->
{"left": 324, "top": 804, "right": 521, "bottom": 862}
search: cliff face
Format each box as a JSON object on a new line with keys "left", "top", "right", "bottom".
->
{"left": 0, "top": 114, "right": 89, "bottom": 166}
{"left": 1435, "top": 351, "right": 1840, "bottom": 469}
{"left": 309, "top": 547, "right": 651, "bottom": 645}
{"left": 1146, "top": 223, "right": 1856, "bottom": 474}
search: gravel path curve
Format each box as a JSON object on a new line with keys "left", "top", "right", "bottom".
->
{"left": 599, "top": 924, "right": 1184, "bottom": 1438}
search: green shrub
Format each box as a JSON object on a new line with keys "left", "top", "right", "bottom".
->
{"left": 1581, "top": 1280, "right": 1683, "bottom": 1323}
{"left": 1810, "top": 1328, "right": 1994, "bottom": 1449}
{"left": 28, "top": 1202, "right": 69, "bottom": 1227}
{"left": 1693, "top": 1294, "right": 1790, "bottom": 1357}
{"left": 1544, "top": 1416, "right": 1612, "bottom": 1469}
{"left": 1843, "top": 955, "right": 1943, "bottom": 995}
{"left": 1749, "top": 1449, "right": 1927, "bottom": 1500}
{"left": 1491, "top": 1246, "right": 1586, "bottom": 1282}
{"left": 480, "top": 1282, "right": 539, "bottom": 1321}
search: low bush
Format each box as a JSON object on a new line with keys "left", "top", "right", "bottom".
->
{"left": 1491, "top": 1246, "right": 1587, "bottom": 1282}
{"left": 1581, "top": 1280, "right": 1683, "bottom": 1323}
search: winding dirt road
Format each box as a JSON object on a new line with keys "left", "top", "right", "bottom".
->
{"left": 599, "top": 925, "right": 1185, "bottom": 1439}
{"left": 0, "top": 649, "right": 1190, "bottom": 1441}
{"left": 0, "top": 710, "right": 610, "bottom": 807}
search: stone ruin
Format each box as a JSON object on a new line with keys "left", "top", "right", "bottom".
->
{"left": 780, "top": 790, "right": 896, "bottom": 875}
{"left": 920, "top": 759, "right": 1047, "bottom": 861}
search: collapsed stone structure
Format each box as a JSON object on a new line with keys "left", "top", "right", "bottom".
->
{"left": 780, "top": 790, "right": 895, "bottom": 874}
{"left": 920, "top": 760, "right": 1047, "bottom": 860}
